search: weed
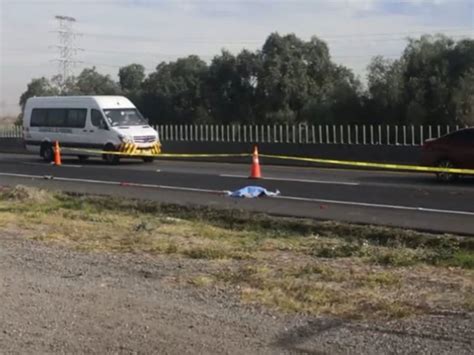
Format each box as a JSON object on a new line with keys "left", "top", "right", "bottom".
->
{"left": 445, "top": 251, "right": 474, "bottom": 269}
{"left": 190, "top": 275, "right": 215, "bottom": 287}
{"left": 464, "top": 294, "right": 474, "bottom": 311}
{"left": 367, "top": 247, "right": 424, "bottom": 267}
{"left": 183, "top": 247, "right": 230, "bottom": 260}
{"left": 311, "top": 242, "right": 362, "bottom": 258}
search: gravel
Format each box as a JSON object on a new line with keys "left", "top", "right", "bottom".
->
{"left": 0, "top": 231, "right": 472, "bottom": 354}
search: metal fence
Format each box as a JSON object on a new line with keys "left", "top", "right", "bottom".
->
{"left": 1, "top": 124, "right": 470, "bottom": 146}
{"left": 0, "top": 126, "right": 22, "bottom": 138}
{"left": 153, "top": 124, "right": 470, "bottom": 146}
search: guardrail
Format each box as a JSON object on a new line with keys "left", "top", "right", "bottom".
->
{"left": 1, "top": 124, "right": 470, "bottom": 146}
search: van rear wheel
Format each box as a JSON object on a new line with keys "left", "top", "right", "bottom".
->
{"left": 103, "top": 144, "right": 120, "bottom": 165}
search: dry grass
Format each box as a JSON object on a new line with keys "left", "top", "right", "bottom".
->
{"left": 0, "top": 186, "right": 473, "bottom": 319}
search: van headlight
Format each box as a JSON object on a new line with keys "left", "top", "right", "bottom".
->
{"left": 119, "top": 134, "right": 134, "bottom": 144}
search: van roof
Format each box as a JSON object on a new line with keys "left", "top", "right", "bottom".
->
{"left": 26, "top": 95, "right": 135, "bottom": 108}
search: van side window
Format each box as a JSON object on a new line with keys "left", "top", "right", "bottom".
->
{"left": 31, "top": 109, "right": 48, "bottom": 127}
{"left": 31, "top": 108, "right": 87, "bottom": 128}
{"left": 67, "top": 109, "right": 87, "bottom": 128}
{"left": 48, "top": 109, "right": 67, "bottom": 127}
{"left": 91, "top": 109, "right": 104, "bottom": 127}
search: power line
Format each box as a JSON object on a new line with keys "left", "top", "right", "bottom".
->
{"left": 5, "top": 32, "right": 471, "bottom": 59}
{"left": 79, "top": 28, "right": 473, "bottom": 44}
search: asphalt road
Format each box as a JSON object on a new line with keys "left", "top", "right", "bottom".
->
{"left": 1, "top": 152, "right": 474, "bottom": 235}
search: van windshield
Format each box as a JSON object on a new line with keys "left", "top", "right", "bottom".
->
{"left": 103, "top": 108, "right": 147, "bottom": 127}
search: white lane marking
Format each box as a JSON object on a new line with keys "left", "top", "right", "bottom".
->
{"left": 1, "top": 172, "right": 473, "bottom": 216}
{"left": 0, "top": 173, "right": 220, "bottom": 194}
{"left": 275, "top": 195, "right": 474, "bottom": 216}
{"left": 219, "top": 174, "right": 359, "bottom": 186}
{"left": 23, "top": 162, "right": 83, "bottom": 168}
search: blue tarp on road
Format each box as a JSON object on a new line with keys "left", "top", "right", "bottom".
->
{"left": 225, "top": 186, "right": 280, "bottom": 198}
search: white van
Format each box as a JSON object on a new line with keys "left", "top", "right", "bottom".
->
{"left": 23, "top": 96, "right": 161, "bottom": 163}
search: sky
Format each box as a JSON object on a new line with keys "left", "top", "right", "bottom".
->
{"left": 1, "top": 0, "right": 473, "bottom": 116}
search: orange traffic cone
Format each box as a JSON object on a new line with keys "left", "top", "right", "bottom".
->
{"left": 249, "top": 145, "right": 262, "bottom": 179}
{"left": 54, "top": 141, "right": 62, "bottom": 166}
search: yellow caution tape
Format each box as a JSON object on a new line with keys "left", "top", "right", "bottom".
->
{"left": 259, "top": 154, "right": 474, "bottom": 175}
{"left": 66, "top": 147, "right": 249, "bottom": 158}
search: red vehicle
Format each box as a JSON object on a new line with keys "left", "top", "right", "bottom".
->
{"left": 421, "top": 128, "right": 474, "bottom": 182}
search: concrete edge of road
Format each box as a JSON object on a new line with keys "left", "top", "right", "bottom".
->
{"left": 0, "top": 172, "right": 473, "bottom": 236}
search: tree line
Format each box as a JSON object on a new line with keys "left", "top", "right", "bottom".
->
{"left": 19, "top": 33, "right": 474, "bottom": 126}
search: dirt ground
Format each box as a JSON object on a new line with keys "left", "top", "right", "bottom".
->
{"left": 1, "top": 230, "right": 473, "bottom": 354}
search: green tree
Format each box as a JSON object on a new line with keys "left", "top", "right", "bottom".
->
{"left": 19, "top": 77, "right": 59, "bottom": 111}
{"left": 142, "top": 56, "right": 210, "bottom": 124}
{"left": 206, "top": 49, "right": 261, "bottom": 124}
{"left": 118, "top": 64, "right": 145, "bottom": 93}
{"left": 74, "top": 67, "right": 121, "bottom": 95}
{"left": 366, "top": 56, "right": 404, "bottom": 124}
{"left": 366, "top": 36, "right": 474, "bottom": 126}
{"left": 257, "top": 33, "right": 310, "bottom": 123}
{"left": 453, "top": 69, "right": 474, "bottom": 125}
{"left": 256, "top": 33, "right": 360, "bottom": 124}
{"left": 300, "top": 65, "right": 363, "bottom": 124}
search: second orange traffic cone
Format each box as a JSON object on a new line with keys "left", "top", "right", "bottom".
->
{"left": 249, "top": 145, "right": 261, "bottom": 179}
{"left": 54, "top": 141, "right": 62, "bottom": 166}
